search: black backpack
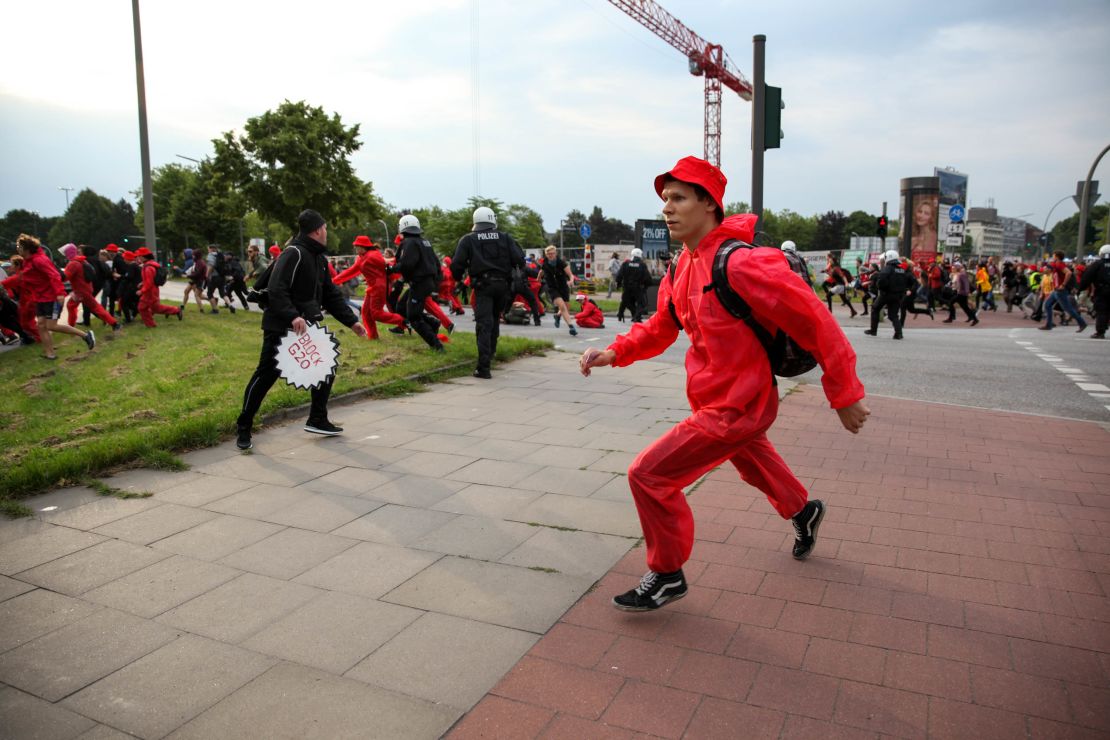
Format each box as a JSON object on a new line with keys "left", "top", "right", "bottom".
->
{"left": 82, "top": 260, "right": 97, "bottom": 285}
{"left": 782, "top": 250, "right": 813, "bottom": 288}
{"left": 153, "top": 264, "right": 168, "bottom": 286}
{"left": 667, "top": 240, "right": 818, "bottom": 378}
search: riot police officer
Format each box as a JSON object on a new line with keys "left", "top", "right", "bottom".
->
{"left": 865, "top": 250, "right": 914, "bottom": 340}
{"left": 451, "top": 206, "right": 525, "bottom": 378}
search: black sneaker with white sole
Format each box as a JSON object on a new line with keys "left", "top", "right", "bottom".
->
{"left": 612, "top": 569, "right": 687, "bottom": 611}
{"left": 236, "top": 426, "right": 252, "bottom": 450}
{"left": 84, "top": 329, "right": 96, "bottom": 350}
{"left": 304, "top": 419, "right": 343, "bottom": 436}
{"left": 791, "top": 499, "right": 826, "bottom": 560}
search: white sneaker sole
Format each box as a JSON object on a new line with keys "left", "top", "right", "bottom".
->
{"left": 304, "top": 426, "right": 341, "bottom": 436}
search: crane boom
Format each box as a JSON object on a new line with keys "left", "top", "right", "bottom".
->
{"left": 607, "top": 0, "right": 752, "bottom": 165}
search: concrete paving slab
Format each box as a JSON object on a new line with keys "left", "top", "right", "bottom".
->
{"left": 61, "top": 634, "right": 276, "bottom": 740}
{"left": 0, "top": 516, "right": 52, "bottom": 547}
{"left": 400, "top": 432, "right": 488, "bottom": 456}
{"left": 410, "top": 514, "right": 538, "bottom": 560}
{"left": 520, "top": 426, "right": 588, "bottom": 447}
{"left": 358, "top": 474, "right": 468, "bottom": 507}
{"left": 472, "top": 422, "right": 545, "bottom": 441}
{"left": 296, "top": 465, "right": 402, "bottom": 498}
{"left": 0, "top": 607, "right": 178, "bottom": 702}
{"left": 154, "top": 474, "right": 257, "bottom": 507}
{"left": 16, "top": 539, "right": 171, "bottom": 596}
{"left": 0, "top": 574, "right": 35, "bottom": 603}
{"left": 99, "top": 469, "right": 205, "bottom": 495}
{"left": 347, "top": 612, "right": 538, "bottom": 711}
{"left": 83, "top": 554, "right": 240, "bottom": 618}
{"left": 514, "top": 466, "right": 616, "bottom": 498}
{"left": 584, "top": 431, "right": 661, "bottom": 454}
{"left": 90, "top": 503, "right": 217, "bottom": 546}
{"left": 75, "top": 724, "right": 136, "bottom": 740}
{"left": 512, "top": 493, "right": 641, "bottom": 538}
{"left": 217, "top": 528, "right": 357, "bottom": 580}
{"left": 192, "top": 453, "right": 342, "bottom": 487}
{"left": 383, "top": 450, "right": 478, "bottom": 478}
{"left": 17, "top": 486, "right": 102, "bottom": 519}
{"left": 333, "top": 426, "right": 425, "bottom": 448}
{"left": 243, "top": 591, "right": 422, "bottom": 674}
{"left": 431, "top": 484, "right": 542, "bottom": 519}
{"left": 0, "top": 588, "right": 100, "bottom": 652}
{"left": 260, "top": 492, "right": 383, "bottom": 533}
{"left": 586, "top": 450, "right": 637, "bottom": 474}
{"left": 518, "top": 444, "right": 608, "bottom": 470}
{"left": 175, "top": 445, "right": 240, "bottom": 469}
{"left": 499, "top": 526, "right": 635, "bottom": 580}
{"left": 201, "top": 482, "right": 312, "bottom": 519}
{"left": 331, "top": 504, "right": 458, "bottom": 546}
{"left": 590, "top": 474, "right": 635, "bottom": 502}
{"left": 0, "top": 685, "right": 97, "bottom": 739}
{"left": 0, "top": 525, "right": 106, "bottom": 576}
{"left": 157, "top": 572, "right": 320, "bottom": 644}
{"left": 38, "top": 496, "right": 164, "bottom": 531}
{"left": 314, "top": 443, "right": 416, "bottom": 470}
{"left": 151, "top": 514, "right": 284, "bottom": 561}
{"left": 167, "top": 662, "right": 458, "bottom": 740}
{"left": 446, "top": 459, "right": 543, "bottom": 487}
{"left": 384, "top": 556, "right": 590, "bottom": 634}
{"left": 294, "top": 541, "right": 442, "bottom": 598}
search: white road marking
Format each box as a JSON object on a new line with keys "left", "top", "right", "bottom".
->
{"left": 1015, "top": 336, "right": 1108, "bottom": 415}
{"left": 1077, "top": 383, "right": 1110, "bottom": 392}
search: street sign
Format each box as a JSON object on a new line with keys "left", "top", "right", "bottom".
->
{"left": 1074, "top": 180, "right": 1100, "bottom": 210}
{"left": 948, "top": 204, "right": 965, "bottom": 223}
{"left": 579, "top": 223, "right": 592, "bottom": 239}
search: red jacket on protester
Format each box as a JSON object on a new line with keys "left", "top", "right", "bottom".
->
{"left": 139, "top": 261, "right": 162, "bottom": 296}
{"left": 64, "top": 257, "right": 94, "bottom": 296}
{"left": 21, "top": 251, "right": 65, "bottom": 303}
{"left": 334, "top": 250, "right": 389, "bottom": 295}
{"left": 608, "top": 214, "right": 864, "bottom": 424}
{"left": 575, "top": 299, "right": 605, "bottom": 328}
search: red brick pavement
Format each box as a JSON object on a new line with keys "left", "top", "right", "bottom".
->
{"left": 448, "top": 388, "right": 1110, "bottom": 739}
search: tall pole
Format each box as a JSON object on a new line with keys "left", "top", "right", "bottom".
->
{"left": 132, "top": 0, "right": 156, "bottom": 253}
{"left": 377, "top": 219, "right": 390, "bottom": 245}
{"left": 1076, "top": 143, "right": 1110, "bottom": 260}
{"left": 751, "top": 34, "right": 766, "bottom": 229}
{"left": 58, "top": 186, "right": 74, "bottom": 211}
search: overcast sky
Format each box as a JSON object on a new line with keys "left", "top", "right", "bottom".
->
{"left": 2, "top": 0, "right": 1108, "bottom": 239}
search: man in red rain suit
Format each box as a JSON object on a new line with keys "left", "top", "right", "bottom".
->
{"left": 332, "top": 235, "right": 405, "bottom": 339}
{"left": 136, "top": 247, "right": 183, "bottom": 327}
{"left": 62, "top": 244, "right": 119, "bottom": 332}
{"left": 580, "top": 156, "right": 870, "bottom": 611}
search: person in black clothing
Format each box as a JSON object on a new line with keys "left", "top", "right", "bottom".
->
{"left": 865, "top": 250, "right": 913, "bottom": 340}
{"left": 451, "top": 206, "right": 526, "bottom": 379}
{"left": 391, "top": 214, "right": 446, "bottom": 352}
{"left": 898, "top": 266, "right": 934, "bottom": 324}
{"left": 206, "top": 246, "right": 235, "bottom": 314}
{"left": 235, "top": 209, "right": 367, "bottom": 450}
{"left": 541, "top": 245, "right": 578, "bottom": 335}
{"left": 1079, "top": 244, "right": 1110, "bottom": 338}
{"left": 225, "top": 253, "right": 250, "bottom": 310}
{"left": 117, "top": 250, "right": 142, "bottom": 323}
{"left": 616, "top": 248, "right": 650, "bottom": 322}
{"left": 108, "top": 244, "right": 125, "bottom": 316}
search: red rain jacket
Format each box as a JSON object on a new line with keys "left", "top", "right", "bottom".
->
{"left": 64, "top": 257, "right": 94, "bottom": 297}
{"left": 334, "top": 250, "right": 388, "bottom": 295}
{"left": 609, "top": 214, "right": 864, "bottom": 419}
{"left": 21, "top": 251, "right": 65, "bottom": 302}
{"left": 575, "top": 299, "right": 605, "bottom": 328}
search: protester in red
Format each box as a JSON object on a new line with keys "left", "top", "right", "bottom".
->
{"left": 62, "top": 244, "right": 120, "bottom": 332}
{"left": 573, "top": 293, "right": 605, "bottom": 328}
{"left": 580, "top": 157, "right": 869, "bottom": 611}
{"left": 2, "top": 255, "right": 42, "bottom": 343}
{"left": 332, "top": 235, "right": 405, "bottom": 339}
{"left": 136, "top": 247, "right": 183, "bottom": 327}
{"left": 16, "top": 234, "right": 94, "bottom": 359}
{"left": 439, "top": 256, "right": 465, "bottom": 315}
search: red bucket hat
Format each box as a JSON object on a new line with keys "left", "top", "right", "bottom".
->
{"left": 135, "top": 247, "right": 153, "bottom": 257}
{"left": 105, "top": 243, "right": 120, "bottom": 252}
{"left": 352, "top": 235, "right": 376, "bottom": 248}
{"left": 268, "top": 245, "right": 281, "bottom": 257}
{"left": 122, "top": 250, "right": 136, "bottom": 260}
{"left": 654, "top": 156, "right": 727, "bottom": 211}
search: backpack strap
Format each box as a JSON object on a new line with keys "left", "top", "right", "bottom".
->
{"left": 666, "top": 259, "right": 683, "bottom": 331}
{"left": 709, "top": 239, "right": 781, "bottom": 363}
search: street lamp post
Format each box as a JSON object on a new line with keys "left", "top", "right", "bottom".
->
{"left": 131, "top": 0, "right": 156, "bottom": 253}
{"left": 1042, "top": 195, "right": 1074, "bottom": 258}
{"left": 58, "top": 186, "right": 74, "bottom": 211}
{"left": 377, "top": 219, "right": 390, "bottom": 245}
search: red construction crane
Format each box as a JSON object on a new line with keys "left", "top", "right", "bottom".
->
{"left": 607, "top": 0, "right": 752, "bottom": 166}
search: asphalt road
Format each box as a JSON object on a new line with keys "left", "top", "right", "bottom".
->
{"left": 9, "top": 283, "right": 1108, "bottom": 424}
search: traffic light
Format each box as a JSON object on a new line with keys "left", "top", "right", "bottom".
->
{"left": 763, "top": 84, "right": 783, "bottom": 150}
{"left": 877, "top": 216, "right": 888, "bottom": 238}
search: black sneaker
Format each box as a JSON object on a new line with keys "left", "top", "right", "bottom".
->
{"left": 473, "top": 368, "right": 492, "bottom": 379}
{"left": 569, "top": 325, "right": 578, "bottom": 336}
{"left": 236, "top": 426, "right": 253, "bottom": 450}
{"left": 389, "top": 325, "right": 406, "bottom": 335}
{"left": 863, "top": 329, "right": 877, "bottom": 336}
{"left": 177, "top": 308, "right": 184, "bottom": 321}
{"left": 227, "top": 304, "right": 236, "bottom": 314}
{"left": 304, "top": 419, "right": 343, "bottom": 436}
{"left": 791, "top": 499, "right": 826, "bottom": 560}
{"left": 554, "top": 314, "right": 560, "bottom": 328}
{"left": 612, "top": 569, "right": 687, "bottom": 611}
{"left": 446, "top": 323, "right": 455, "bottom": 336}
{"left": 84, "top": 330, "right": 96, "bottom": 350}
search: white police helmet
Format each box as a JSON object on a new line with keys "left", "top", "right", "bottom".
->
{"left": 630, "top": 248, "right": 643, "bottom": 259}
{"left": 398, "top": 214, "right": 422, "bottom": 235}
{"left": 472, "top": 206, "right": 496, "bottom": 228}
{"left": 781, "top": 240, "right": 796, "bottom": 252}
{"left": 1101, "top": 244, "right": 1110, "bottom": 257}
{"left": 884, "top": 249, "right": 900, "bottom": 262}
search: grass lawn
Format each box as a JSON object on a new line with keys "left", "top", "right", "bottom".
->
{"left": 1, "top": 303, "right": 549, "bottom": 514}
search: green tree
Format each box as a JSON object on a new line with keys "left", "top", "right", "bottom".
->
{"left": 585, "top": 206, "right": 634, "bottom": 245}
{"left": 844, "top": 210, "right": 878, "bottom": 239}
{"left": 210, "top": 100, "right": 386, "bottom": 234}
{"left": 814, "top": 210, "right": 848, "bottom": 251}
{"left": 725, "top": 201, "right": 751, "bottom": 215}
{"left": 1051, "top": 204, "right": 1108, "bottom": 254}
{"left": 48, "top": 189, "right": 136, "bottom": 248}
{"left": 502, "top": 204, "right": 547, "bottom": 251}
{"left": 1, "top": 209, "right": 59, "bottom": 249}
